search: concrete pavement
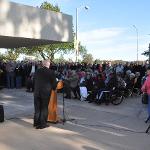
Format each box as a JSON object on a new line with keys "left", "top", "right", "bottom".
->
{"left": 0, "top": 88, "right": 150, "bottom": 150}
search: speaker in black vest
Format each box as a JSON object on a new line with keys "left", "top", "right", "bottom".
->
{"left": 0, "top": 104, "right": 4, "bottom": 122}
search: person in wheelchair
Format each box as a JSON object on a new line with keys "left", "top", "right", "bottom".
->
{"left": 96, "top": 72, "right": 118, "bottom": 104}
{"left": 87, "top": 73, "right": 105, "bottom": 103}
{"left": 106, "top": 72, "right": 118, "bottom": 90}
{"left": 98, "top": 72, "right": 125, "bottom": 102}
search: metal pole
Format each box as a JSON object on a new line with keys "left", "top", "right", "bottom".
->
{"left": 75, "top": 8, "right": 78, "bottom": 62}
{"left": 133, "top": 25, "right": 139, "bottom": 62}
{"left": 75, "top": 6, "right": 89, "bottom": 62}
{"left": 136, "top": 29, "right": 139, "bottom": 62}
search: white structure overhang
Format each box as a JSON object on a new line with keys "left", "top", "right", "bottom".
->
{"left": 0, "top": 0, "right": 73, "bottom": 48}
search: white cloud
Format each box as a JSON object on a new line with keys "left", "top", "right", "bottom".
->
{"left": 79, "top": 27, "right": 126, "bottom": 43}
{"left": 78, "top": 27, "right": 148, "bottom": 61}
{"left": 89, "top": 43, "right": 147, "bottom": 61}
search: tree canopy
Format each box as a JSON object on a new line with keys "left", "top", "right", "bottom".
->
{"left": 40, "top": 1, "right": 60, "bottom": 12}
{"left": 82, "top": 53, "right": 93, "bottom": 64}
{"left": 0, "top": 49, "right": 20, "bottom": 61}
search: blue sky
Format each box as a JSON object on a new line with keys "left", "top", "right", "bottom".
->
{"left": 10, "top": 0, "right": 150, "bottom": 61}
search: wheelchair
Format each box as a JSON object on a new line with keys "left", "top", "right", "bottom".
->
{"left": 96, "top": 87, "right": 124, "bottom": 105}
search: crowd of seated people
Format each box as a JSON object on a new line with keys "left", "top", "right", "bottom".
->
{"left": 0, "top": 60, "right": 148, "bottom": 104}
{"left": 53, "top": 62, "right": 148, "bottom": 104}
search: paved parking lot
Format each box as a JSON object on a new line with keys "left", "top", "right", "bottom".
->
{"left": 0, "top": 88, "right": 150, "bottom": 150}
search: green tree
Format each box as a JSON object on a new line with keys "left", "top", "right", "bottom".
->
{"left": 142, "top": 50, "right": 149, "bottom": 57}
{"left": 82, "top": 53, "right": 93, "bottom": 64}
{"left": 0, "top": 54, "right": 6, "bottom": 61}
{"left": 78, "top": 42, "right": 87, "bottom": 58}
{"left": 54, "top": 54, "right": 66, "bottom": 64}
{"left": 18, "top": 42, "right": 74, "bottom": 60}
{"left": 16, "top": 1, "right": 87, "bottom": 61}
{"left": 40, "top": 1, "right": 60, "bottom": 12}
{"left": 94, "top": 59, "right": 102, "bottom": 64}
{"left": 142, "top": 43, "right": 150, "bottom": 62}
{"left": 0, "top": 49, "right": 20, "bottom": 61}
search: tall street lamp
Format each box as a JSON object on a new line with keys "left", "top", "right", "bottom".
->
{"left": 133, "top": 25, "right": 139, "bottom": 62}
{"left": 148, "top": 34, "right": 150, "bottom": 64}
{"left": 75, "top": 6, "right": 89, "bottom": 62}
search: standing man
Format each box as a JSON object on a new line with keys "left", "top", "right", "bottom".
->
{"left": 33, "top": 59, "right": 57, "bottom": 129}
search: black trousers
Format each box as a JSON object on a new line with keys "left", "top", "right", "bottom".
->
{"left": 63, "top": 81, "right": 71, "bottom": 98}
{"left": 0, "top": 105, "right": 4, "bottom": 122}
{"left": 71, "top": 86, "right": 80, "bottom": 98}
{"left": 26, "top": 78, "right": 33, "bottom": 91}
{"left": 34, "top": 91, "right": 50, "bottom": 127}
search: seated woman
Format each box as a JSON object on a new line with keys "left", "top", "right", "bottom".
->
{"left": 79, "top": 71, "right": 88, "bottom": 101}
{"left": 63, "top": 70, "right": 79, "bottom": 99}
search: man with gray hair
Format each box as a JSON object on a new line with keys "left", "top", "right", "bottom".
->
{"left": 33, "top": 59, "right": 57, "bottom": 129}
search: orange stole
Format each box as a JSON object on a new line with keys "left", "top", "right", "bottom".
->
{"left": 48, "top": 90, "right": 59, "bottom": 123}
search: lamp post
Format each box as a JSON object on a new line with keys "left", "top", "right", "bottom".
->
{"left": 147, "top": 34, "right": 150, "bottom": 65}
{"left": 75, "top": 6, "right": 89, "bottom": 62}
{"left": 133, "top": 25, "right": 139, "bottom": 62}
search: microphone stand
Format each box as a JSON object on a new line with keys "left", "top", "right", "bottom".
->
{"left": 146, "top": 124, "right": 150, "bottom": 133}
{"left": 62, "top": 88, "right": 66, "bottom": 125}
{"left": 145, "top": 116, "right": 150, "bottom": 133}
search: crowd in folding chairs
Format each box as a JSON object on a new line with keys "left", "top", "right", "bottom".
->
{"left": 51, "top": 62, "right": 148, "bottom": 105}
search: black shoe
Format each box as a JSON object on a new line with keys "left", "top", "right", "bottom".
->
{"left": 33, "top": 124, "right": 39, "bottom": 127}
{"left": 73, "top": 97, "right": 77, "bottom": 99}
{"left": 64, "top": 96, "right": 71, "bottom": 99}
{"left": 36, "top": 124, "right": 50, "bottom": 129}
